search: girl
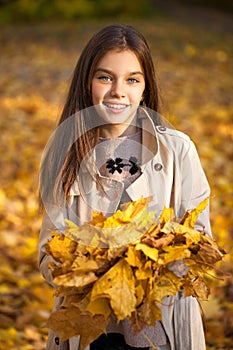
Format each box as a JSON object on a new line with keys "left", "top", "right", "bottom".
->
{"left": 39, "top": 24, "right": 211, "bottom": 350}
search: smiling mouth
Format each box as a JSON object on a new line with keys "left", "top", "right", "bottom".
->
{"left": 103, "top": 102, "right": 129, "bottom": 112}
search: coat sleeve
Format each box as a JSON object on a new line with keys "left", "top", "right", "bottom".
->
{"left": 38, "top": 204, "right": 68, "bottom": 287}
{"left": 39, "top": 204, "right": 85, "bottom": 350}
{"left": 162, "top": 294, "right": 206, "bottom": 350}
{"left": 162, "top": 137, "right": 210, "bottom": 350}
{"left": 179, "top": 139, "right": 212, "bottom": 237}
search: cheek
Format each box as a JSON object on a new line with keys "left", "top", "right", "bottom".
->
{"left": 91, "top": 83, "right": 98, "bottom": 104}
{"left": 91, "top": 82, "right": 108, "bottom": 104}
{"left": 132, "top": 87, "right": 145, "bottom": 103}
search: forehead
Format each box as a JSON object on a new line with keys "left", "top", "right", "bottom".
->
{"left": 95, "top": 49, "right": 143, "bottom": 71}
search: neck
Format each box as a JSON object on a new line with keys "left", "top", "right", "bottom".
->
{"left": 99, "top": 124, "right": 140, "bottom": 138}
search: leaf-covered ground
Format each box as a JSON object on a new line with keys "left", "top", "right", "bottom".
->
{"left": 0, "top": 12, "right": 232, "bottom": 350}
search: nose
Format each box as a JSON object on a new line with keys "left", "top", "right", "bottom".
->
{"left": 110, "top": 79, "right": 125, "bottom": 98}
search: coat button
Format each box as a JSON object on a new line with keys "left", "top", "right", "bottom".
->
{"left": 157, "top": 126, "right": 166, "bottom": 132}
{"left": 154, "top": 163, "right": 163, "bottom": 171}
{"left": 55, "top": 337, "right": 60, "bottom": 345}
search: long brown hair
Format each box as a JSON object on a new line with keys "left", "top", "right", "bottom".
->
{"left": 40, "top": 24, "right": 161, "bottom": 208}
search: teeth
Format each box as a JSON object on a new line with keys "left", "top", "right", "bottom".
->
{"left": 105, "top": 103, "right": 127, "bottom": 109}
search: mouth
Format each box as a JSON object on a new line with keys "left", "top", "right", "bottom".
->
{"left": 103, "top": 102, "right": 129, "bottom": 113}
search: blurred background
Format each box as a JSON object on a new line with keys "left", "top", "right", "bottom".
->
{"left": 0, "top": 0, "right": 232, "bottom": 349}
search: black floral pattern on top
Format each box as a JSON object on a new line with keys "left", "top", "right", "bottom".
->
{"left": 106, "top": 156, "right": 139, "bottom": 175}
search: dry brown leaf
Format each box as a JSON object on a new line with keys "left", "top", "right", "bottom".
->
{"left": 47, "top": 306, "right": 109, "bottom": 349}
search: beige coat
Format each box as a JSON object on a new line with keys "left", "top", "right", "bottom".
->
{"left": 39, "top": 111, "right": 210, "bottom": 350}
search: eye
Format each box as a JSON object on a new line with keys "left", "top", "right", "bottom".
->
{"left": 98, "top": 75, "right": 112, "bottom": 82}
{"left": 127, "top": 77, "right": 139, "bottom": 84}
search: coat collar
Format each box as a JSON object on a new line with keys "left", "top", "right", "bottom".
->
{"left": 138, "top": 107, "right": 158, "bottom": 165}
{"left": 70, "top": 108, "right": 160, "bottom": 198}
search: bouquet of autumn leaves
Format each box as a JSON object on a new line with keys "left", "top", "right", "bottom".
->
{"left": 46, "top": 197, "right": 225, "bottom": 349}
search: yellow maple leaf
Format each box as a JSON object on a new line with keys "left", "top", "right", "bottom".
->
{"left": 71, "top": 257, "right": 99, "bottom": 273}
{"left": 183, "top": 197, "right": 209, "bottom": 228}
{"left": 89, "top": 211, "right": 106, "bottom": 227}
{"left": 120, "top": 196, "right": 152, "bottom": 219}
{"left": 64, "top": 219, "right": 79, "bottom": 230}
{"left": 102, "top": 223, "right": 144, "bottom": 248}
{"left": 125, "top": 246, "right": 142, "bottom": 268}
{"left": 86, "top": 297, "right": 112, "bottom": 319}
{"left": 53, "top": 270, "right": 98, "bottom": 288}
{"left": 46, "top": 232, "right": 77, "bottom": 264}
{"left": 162, "top": 221, "right": 201, "bottom": 245}
{"left": 63, "top": 197, "right": 155, "bottom": 249}
{"left": 63, "top": 221, "right": 102, "bottom": 246}
{"left": 147, "top": 222, "right": 161, "bottom": 236}
{"left": 160, "top": 207, "right": 175, "bottom": 225}
{"left": 137, "top": 210, "right": 156, "bottom": 230}
{"left": 183, "top": 228, "right": 201, "bottom": 246}
{"left": 154, "top": 270, "right": 184, "bottom": 302}
{"left": 135, "top": 243, "right": 159, "bottom": 262}
{"left": 102, "top": 197, "right": 152, "bottom": 229}
{"left": 136, "top": 285, "right": 162, "bottom": 327}
{"left": 135, "top": 260, "right": 153, "bottom": 280}
{"left": 90, "top": 259, "right": 136, "bottom": 321}
{"left": 135, "top": 282, "right": 145, "bottom": 306}
{"left": 103, "top": 210, "right": 132, "bottom": 228}
{"left": 161, "top": 245, "right": 191, "bottom": 265}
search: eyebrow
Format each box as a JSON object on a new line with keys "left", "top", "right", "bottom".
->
{"left": 94, "top": 68, "right": 144, "bottom": 76}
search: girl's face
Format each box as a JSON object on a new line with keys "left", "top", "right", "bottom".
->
{"left": 91, "top": 49, "right": 145, "bottom": 137}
